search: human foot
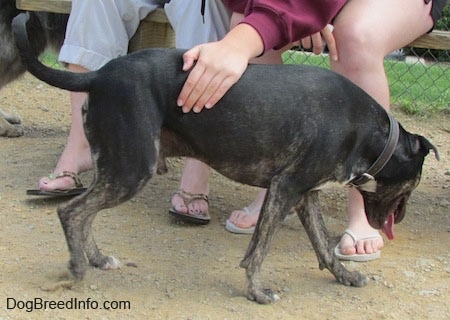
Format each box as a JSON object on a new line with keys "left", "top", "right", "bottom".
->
{"left": 169, "top": 189, "right": 210, "bottom": 224}
{"left": 169, "top": 158, "right": 211, "bottom": 224}
{"left": 334, "top": 228, "right": 384, "bottom": 262}
{"left": 38, "top": 142, "right": 92, "bottom": 192}
{"left": 28, "top": 171, "right": 87, "bottom": 196}
{"left": 225, "top": 189, "right": 266, "bottom": 234}
{"left": 225, "top": 206, "right": 260, "bottom": 234}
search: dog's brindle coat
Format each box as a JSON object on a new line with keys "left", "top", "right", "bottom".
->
{"left": 0, "top": 0, "right": 68, "bottom": 137}
{"left": 13, "top": 13, "right": 437, "bottom": 304}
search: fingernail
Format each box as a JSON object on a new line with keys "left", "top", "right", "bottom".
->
{"left": 177, "top": 99, "right": 183, "bottom": 107}
{"left": 193, "top": 106, "right": 201, "bottom": 113}
{"left": 182, "top": 106, "right": 189, "bottom": 113}
{"left": 332, "top": 55, "right": 338, "bottom": 62}
{"left": 205, "top": 103, "right": 212, "bottom": 109}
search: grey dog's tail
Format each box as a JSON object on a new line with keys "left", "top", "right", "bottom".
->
{"left": 12, "top": 13, "right": 95, "bottom": 92}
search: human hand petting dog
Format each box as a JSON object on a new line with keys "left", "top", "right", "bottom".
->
{"left": 177, "top": 23, "right": 262, "bottom": 113}
{"left": 177, "top": 23, "right": 338, "bottom": 113}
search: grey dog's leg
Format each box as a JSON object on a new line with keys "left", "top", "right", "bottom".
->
{"left": 57, "top": 187, "right": 124, "bottom": 280}
{"left": 296, "top": 191, "right": 368, "bottom": 287}
{"left": 57, "top": 154, "right": 153, "bottom": 281}
{"left": 82, "top": 208, "right": 120, "bottom": 270}
{"left": 57, "top": 196, "right": 93, "bottom": 280}
{"left": 240, "top": 178, "right": 296, "bottom": 304}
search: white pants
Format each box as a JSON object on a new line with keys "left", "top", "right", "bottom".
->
{"left": 165, "top": 0, "right": 230, "bottom": 49}
{"left": 59, "top": 0, "right": 231, "bottom": 70}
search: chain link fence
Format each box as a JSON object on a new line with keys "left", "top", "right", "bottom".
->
{"left": 282, "top": 13, "right": 450, "bottom": 114}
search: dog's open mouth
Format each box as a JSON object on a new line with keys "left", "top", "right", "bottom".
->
{"left": 382, "top": 196, "right": 407, "bottom": 240}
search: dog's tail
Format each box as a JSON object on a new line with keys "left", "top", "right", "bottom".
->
{"left": 12, "top": 13, "right": 95, "bottom": 92}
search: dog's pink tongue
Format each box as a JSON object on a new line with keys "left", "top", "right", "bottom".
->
{"left": 382, "top": 213, "right": 395, "bottom": 240}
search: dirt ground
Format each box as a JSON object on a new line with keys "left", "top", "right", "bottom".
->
{"left": 0, "top": 73, "right": 449, "bottom": 319}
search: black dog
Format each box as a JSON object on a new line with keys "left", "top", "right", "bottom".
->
{"left": 13, "top": 13, "right": 438, "bottom": 304}
{"left": 0, "top": 0, "right": 68, "bottom": 137}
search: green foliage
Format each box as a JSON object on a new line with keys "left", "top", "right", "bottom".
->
{"left": 386, "top": 59, "right": 450, "bottom": 114}
{"left": 435, "top": 4, "right": 450, "bottom": 30}
{"left": 40, "top": 51, "right": 64, "bottom": 69}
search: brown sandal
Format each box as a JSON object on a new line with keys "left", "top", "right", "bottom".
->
{"left": 27, "top": 171, "right": 87, "bottom": 197}
{"left": 168, "top": 189, "right": 210, "bottom": 224}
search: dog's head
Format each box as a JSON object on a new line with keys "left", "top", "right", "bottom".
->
{"left": 357, "top": 133, "right": 438, "bottom": 240}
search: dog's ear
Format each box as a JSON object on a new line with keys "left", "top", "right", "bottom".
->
{"left": 415, "top": 135, "right": 440, "bottom": 161}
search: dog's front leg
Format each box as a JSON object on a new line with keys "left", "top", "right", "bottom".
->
{"left": 296, "top": 191, "right": 368, "bottom": 287}
{"left": 240, "top": 179, "right": 295, "bottom": 304}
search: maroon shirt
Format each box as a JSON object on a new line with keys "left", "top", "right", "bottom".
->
{"left": 222, "top": 0, "right": 347, "bottom": 52}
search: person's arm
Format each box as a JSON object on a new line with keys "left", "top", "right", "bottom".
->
{"left": 178, "top": 0, "right": 345, "bottom": 113}
{"left": 236, "top": 0, "right": 345, "bottom": 51}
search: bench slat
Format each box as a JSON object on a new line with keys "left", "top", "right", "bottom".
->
{"left": 408, "top": 30, "right": 450, "bottom": 50}
{"left": 16, "top": 0, "right": 71, "bottom": 14}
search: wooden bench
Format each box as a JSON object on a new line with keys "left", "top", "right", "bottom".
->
{"left": 15, "top": 0, "right": 175, "bottom": 51}
{"left": 16, "top": 0, "right": 450, "bottom": 51}
{"left": 408, "top": 29, "right": 450, "bottom": 50}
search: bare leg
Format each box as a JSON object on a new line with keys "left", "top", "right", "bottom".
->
{"left": 171, "top": 158, "right": 211, "bottom": 215}
{"left": 38, "top": 65, "right": 92, "bottom": 191}
{"left": 331, "top": 0, "right": 433, "bottom": 257}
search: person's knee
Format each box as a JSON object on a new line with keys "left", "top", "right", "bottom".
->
{"left": 333, "top": 19, "right": 376, "bottom": 57}
{"left": 332, "top": 19, "right": 384, "bottom": 73}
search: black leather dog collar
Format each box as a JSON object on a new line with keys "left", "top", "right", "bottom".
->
{"left": 349, "top": 113, "right": 400, "bottom": 191}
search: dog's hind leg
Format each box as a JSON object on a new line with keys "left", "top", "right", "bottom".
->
{"left": 57, "top": 194, "right": 96, "bottom": 281}
{"left": 82, "top": 204, "right": 120, "bottom": 271}
{"left": 295, "top": 191, "right": 369, "bottom": 287}
{"left": 57, "top": 168, "right": 152, "bottom": 280}
{"left": 240, "top": 177, "right": 298, "bottom": 304}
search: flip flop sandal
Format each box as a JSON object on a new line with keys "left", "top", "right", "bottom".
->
{"left": 225, "top": 207, "right": 258, "bottom": 234}
{"left": 26, "top": 171, "right": 87, "bottom": 197}
{"left": 334, "top": 228, "right": 382, "bottom": 262}
{"left": 168, "top": 189, "right": 210, "bottom": 225}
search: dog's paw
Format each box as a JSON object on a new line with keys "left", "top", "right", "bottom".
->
{"left": 5, "top": 114, "right": 22, "bottom": 125}
{"left": 99, "top": 256, "right": 121, "bottom": 270}
{"left": 247, "top": 287, "right": 281, "bottom": 304}
{"left": 0, "top": 123, "right": 24, "bottom": 137}
{"left": 336, "top": 270, "right": 369, "bottom": 287}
